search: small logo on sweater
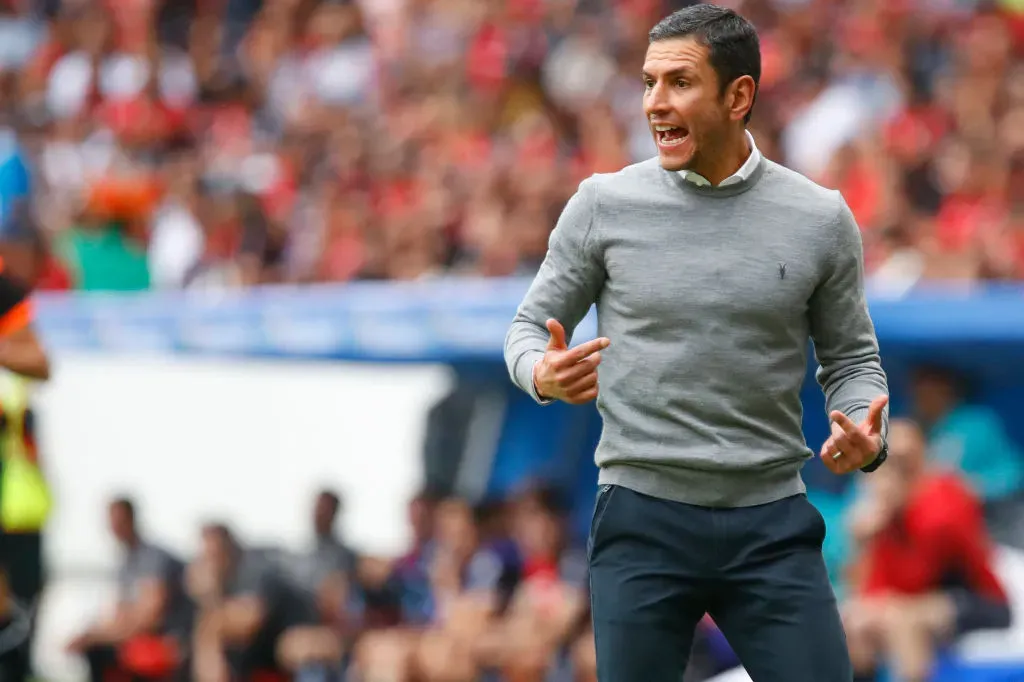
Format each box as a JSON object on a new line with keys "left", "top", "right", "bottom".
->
{"left": 778, "top": 262, "right": 787, "bottom": 280}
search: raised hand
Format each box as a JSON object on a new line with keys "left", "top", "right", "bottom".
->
{"left": 533, "top": 319, "right": 611, "bottom": 405}
{"left": 819, "top": 395, "right": 889, "bottom": 474}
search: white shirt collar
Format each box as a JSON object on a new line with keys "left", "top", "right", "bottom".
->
{"left": 679, "top": 130, "right": 761, "bottom": 188}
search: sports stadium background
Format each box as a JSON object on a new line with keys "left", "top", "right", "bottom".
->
{"left": 0, "top": 0, "right": 1022, "bottom": 680}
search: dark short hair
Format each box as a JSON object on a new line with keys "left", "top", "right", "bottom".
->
{"left": 317, "top": 489, "right": 342, "bottom": 513}
{"left": 109, "top": 496, "right": 136, "bottom": 524}
{"left": 649, "top": 4, "right": 761, "bottom": 123}
{"left": 911, "top": 364, "right": 972, "bottom": 398}
{"left": 201, "top": 522, "right": 240, "bottom": 553}
{"left": 518, "top": 483, "right": 570, "bottom": 517}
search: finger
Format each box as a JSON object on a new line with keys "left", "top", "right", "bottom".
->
{"left": 567, "top": 386, "right": 599, "bottom": 404}
{"left": 829, "top": 410, "right": 860, "bottom": 436}
{"left": 564, "top": 371, "right": 598, "bottom": 397}
{"left": 829, "top": 447, "right": 861, "bottom": 475}
{"left": 832, "top": 416, "right": 875, "bottom": 453}
{"left": 560, "top": 337, "right": 610, "bottom": 366}
{"left": 545, "top": 319, "right": 568, "bottom": 351}
{"left": 865, "top": 395, "right": 889, "bottom": 435}
{"left": 819, "top": 437, "right": 839, "bottom": 460}
{"left": 557, "top": 352, "right": 602, "bottom": 384}
{"left": 820, "top": 447, "right": 844, "bottom": 474}
{"left": 839, "top": 428, "right": 863, "bottom": 451}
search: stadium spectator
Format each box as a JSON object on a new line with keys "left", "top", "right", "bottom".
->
{"left": 354, "top": 497, "right": 521, "bottom": 682}
{"left": 65, "top": 497, "right": 193, "bottom": 682}
{"left": 351, "top": 488, "right": 442, "bottom": 632}
{"left": 842, "top": 419, "right": 1011, "bottom": 682}
{"left": 276, "top": 490, "right": 355, "bottom": 681}
{"left": 475, "top": 485, "right": 588, "bottom": 682}
{"left": 910, "top": 365, "right": 1024, "bottom": 548}
{"left": 289, "top": 490, "right": 357, "bottom": 601}
{"left": 0, "top": 0, "right": 1016, "bottom": 290}
{"left": 187, "top": 523, "right": 316, "bottom": 682}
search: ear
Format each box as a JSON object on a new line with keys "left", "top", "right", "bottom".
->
{"left": 727, "top": 75, "right": 757, "bottom": 122}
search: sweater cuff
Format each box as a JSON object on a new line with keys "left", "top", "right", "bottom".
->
{"left": 842, "top": 406, "right": 889, "bottom": 441}
{"left": 517, "top": 350, "right": 554, "bottom": 405}
{"left": 844, "top": 406, "right": 869, "bottom": 429}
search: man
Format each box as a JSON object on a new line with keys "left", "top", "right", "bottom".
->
{"left": 504, "top": 5, "right": 889, "bottom": 681}
{"left": 66, "top": 498, "right": 193, "bottom": 682}
{"left": 910, "top": 365, "right": 1024, "bottom": 548}
{"left": 187, "top": 523, "right": 315, "bottom": 682}
{"left": 843, "top": 419, "right": 1010, "bottom": 682}
{"left": 291, "top": 490, "right": 358, "bottom": 599}
{"left": 0, "top": 256, "right": 50, "bottom": 682}
{"left": 478, "top": 486, "right": 588, "bottom": 682}
{"left": 275, "top": 490, "right": 356, "bottom": 681}
{"left": 354, "top": 498, "right": 521, "bottom": 682}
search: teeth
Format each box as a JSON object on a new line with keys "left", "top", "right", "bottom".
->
{"left": 654, "top": 125, "right": 679, "bottom": 132}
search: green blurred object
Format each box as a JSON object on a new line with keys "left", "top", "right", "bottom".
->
{"left": 806, "top": 488, "right": 856, "bottom": 601}
{"left": 55, "top": 223, "right": 150, "bottom": 292}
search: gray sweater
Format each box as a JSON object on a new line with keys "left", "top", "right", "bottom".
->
{"left": 505, "top": 156, "right": 888, "bottom": 508}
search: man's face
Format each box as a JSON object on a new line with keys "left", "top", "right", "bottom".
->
{"left": 108, "top": 504, "right": 133, "bottom": 546}
{"left": 434, "top": 500, "right": 478, "bottom": 558}
{"left": 872, "top": 420, "right": 927, "bottom": 509}
{"left": 642, "top": 37, "right": 733, "bottom": 172}
{"left": 514, "top": 506, "right": 561, "bottom": 560}
{"left": 314, "top": 495, "right": 337, "bottom": 536}
{"left": 911, "top": 373, "right": 955, "bottom": 424}
{"left": 202, "top": 530, "right": 234, "bottom": 581}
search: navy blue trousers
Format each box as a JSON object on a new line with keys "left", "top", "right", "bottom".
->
{"left": 588, "top": 485, "right": 852, "bottom": 682}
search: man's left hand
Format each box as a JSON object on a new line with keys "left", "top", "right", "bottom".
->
{"left": 819, "top": 395, "right": 889, "bottom": 474}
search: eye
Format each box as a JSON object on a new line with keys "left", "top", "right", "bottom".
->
{"left": 643, "top": 79, "right": 654, "bottom": 89}
{"left": 675, "top": 79, "right": 689, "bottom": 88}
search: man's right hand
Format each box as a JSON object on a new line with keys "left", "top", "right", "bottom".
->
{"left": 533, "top": 319, "right": 610, "bottom": 404}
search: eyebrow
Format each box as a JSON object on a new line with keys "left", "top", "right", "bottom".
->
{"left": 641, "top": 67, "right": 697, "bottom": 81}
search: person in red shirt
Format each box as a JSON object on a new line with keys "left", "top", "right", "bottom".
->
{"left": 843, "top": 419, "right": 1011, "bottom": 682}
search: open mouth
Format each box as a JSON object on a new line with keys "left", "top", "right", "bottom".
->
{"left": 654, "top": 125, "right": 689, "bottom": 147}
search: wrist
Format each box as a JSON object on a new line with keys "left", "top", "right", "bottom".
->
{"left": 532, "top": 363, "right": 551, "bottom": 400}
{"left": 860, "top": 437, "right": 888, "bottom": 473}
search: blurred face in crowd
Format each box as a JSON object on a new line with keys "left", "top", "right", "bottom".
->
{"left": 408, "top": 493, "right": 436, "bottom": 546}
{"left": 514, "top": 504, "right": 563, "bottom": 561}
{"left": 314, "top": 492, "right": 339, "bottom": 537}
{"left": 201, "top": 527, "right": 237, "bottom": 582}
{"left": 434, "top": 499, "right": 479, "bottom": 560}
{"left": 910, "top": 370, "right": 957, "bottom": 425}
{"left": 108, "top": 501, "right": 135, "bottom": 547}
{"left": 642, "top": 36, "right": 755, "bottom": 174}
{"left": 871, "top": 419, "right": 927, "bottom": 509}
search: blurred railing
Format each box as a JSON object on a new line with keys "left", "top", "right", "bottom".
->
{"left": 32, "top": 278, "right": 1024, "bottom": 362}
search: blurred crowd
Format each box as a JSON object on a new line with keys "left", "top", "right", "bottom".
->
{"left": 62, "top": 486, "right": 601, "bottom": 682}
{"left": 25, "top": 362, "right": 1014, "bottom": 682}
{"left": 0, "top": 0, "right": 1017, "bottom": 292}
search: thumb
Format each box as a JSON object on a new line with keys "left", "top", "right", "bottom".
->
{"left": 865, "top": 395, "right": 889, "bottom": 435}
{"left": 545, "top": 319, "right": 568, "bottom": 351}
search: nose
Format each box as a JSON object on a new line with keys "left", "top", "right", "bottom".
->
{"left": 644, "top": 81, "right": 670, "bottom": 118}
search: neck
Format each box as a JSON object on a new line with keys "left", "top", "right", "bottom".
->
{"left": 670, "top": 151, "right": 765, "bottom": 198}
{"left": 695, "top": 128, "right": 750, "bottom": 186}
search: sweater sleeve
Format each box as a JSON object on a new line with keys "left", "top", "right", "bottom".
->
{"left": 504, "top": 178, "right": 605, "bottom": 404}
{"left": 808, "top": 195, "right": 889, "bottom": 439}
